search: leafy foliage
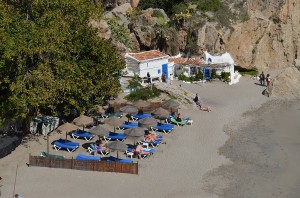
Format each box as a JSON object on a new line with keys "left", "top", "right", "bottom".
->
{"left": 0, "top": 0, "right": 125, "bottom": 125}
{"left": 127, "top": 74, "right": 143, "bottom": 90}
{"left": 221, "top": 71, "right": 231, "bottom": 82}
{"left": 106, "top": 17, "right": 134, "bottom": 50}
{"left": 125, "top": 85, "right": 161, "bottom": 101}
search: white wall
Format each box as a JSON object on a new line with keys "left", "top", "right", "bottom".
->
{"left": 139, "top": 58, "right": 169, "bottom": 78}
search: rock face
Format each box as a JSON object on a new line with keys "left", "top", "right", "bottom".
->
{"left": 225, "top": 0, "right": 300, "bottom": 70}
{"left": 270, "top": 67, "right": 300, "bottom": 99}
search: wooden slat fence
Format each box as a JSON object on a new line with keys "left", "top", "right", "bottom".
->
{"left": 29, "top": 155, "right": 138, "bottom": 174}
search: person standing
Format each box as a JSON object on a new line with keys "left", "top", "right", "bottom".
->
{"left": 162, "top": 72, "right": 166, "bottom": 83}
{"left": 194, "top": 93, "right": 199, "bottom": 105}
{"left": 169, "top": 74, "right": 173, "bottom": 84}
{"left": 147, "top": 72, "right": 151, "bottom": 84}
{"left": 266, "top": 74, "right": 271, "bottom": 87}
{"left": 259, "top": 72, "right": 265, "bottom": 86}
{"left": 0, "top": 177, "right": 2, "bottom": 197}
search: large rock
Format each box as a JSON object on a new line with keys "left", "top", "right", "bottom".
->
{"left": 270, "top": 67, "right": 300, "bottom": 99}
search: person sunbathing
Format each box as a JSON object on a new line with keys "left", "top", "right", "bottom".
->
{"left": 199, "top": 102, "right": 212, "bottom": 112}
{"left": 145, "top": 133, "right": 159, "bottom": 142}
{"left": 94, "top": 140, "right": 110, "bottom": 154}
{"left": 175, "top": 113, "right": 183, "bottom": 122}
{"left": 134, "top": 144, "right": 150, "bottom": 159}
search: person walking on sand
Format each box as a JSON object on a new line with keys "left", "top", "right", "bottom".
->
{"left": 259, "top": 72, "right": 265, "bottom": 86}
{"left": 194, "top": 94, "right": 199, "bottom": 105}
{"left": 266, "top": 74, "right": 271, "bottom": 87}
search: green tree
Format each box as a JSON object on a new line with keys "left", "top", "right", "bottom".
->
{"left": 0, "top": 0, "right": 125, "bottom": 129}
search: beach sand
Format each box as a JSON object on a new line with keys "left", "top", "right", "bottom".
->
{"left": 203, "top": 99, "right": 300, "bottom": 198}
{"left": 2, "top": 77, "right": 295, "bottom": 198}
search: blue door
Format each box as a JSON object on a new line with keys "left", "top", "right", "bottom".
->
{"left": 162, "top": 63, "right": 168, "bottom": 80}
{"left": 203, "top": 68, "right": 211, "bottom": 80}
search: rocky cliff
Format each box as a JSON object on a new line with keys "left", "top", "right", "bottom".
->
{"left": 101, "top": 0, "right": 299, "bottom": 69}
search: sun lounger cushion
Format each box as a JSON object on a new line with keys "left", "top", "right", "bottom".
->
{"left": 53, "top": 140, "right": 79, "bottom": 152}
{"left": 71, "top": 131, "right": 95, "bottom": 141}
{"left": 119, "top": 123, "right": 138, "bottom": 130}
{"left": 124, "top": 121, "right": 138, "bottom": 126}
{"left": 107, "top": 156, "right": 133, "bottom": 163}
{"left": 169, "top": 117, "right": 187, "bottom": 126}
{"left": 132, "top": 113, "right": 152, "bottom": 120}
{"left": 76, "top": 153, "right": 100, "bottom": 161}
{"left": 40, "top": 152, "right": 65, "bottom": 159}
{"left": 152, "top": 123, "right": 174, "bottom": 133}
{"left": 104, "top": 132, "right": 126, "bottom": 141}
{"left": 55, "top": 139, "right": 80, "bottom": 147}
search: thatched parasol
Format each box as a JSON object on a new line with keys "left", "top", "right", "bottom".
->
{"left": 89, "top": 125, "right": 110, "bottom": 140}
{"left": 73, "top": 115, "right": 94, "bottom": 129}
{"left": 103, "top": 117, "right": 123, "bottom": 132}
{"left": 120, "top": 105, "right": 139, "bottom": 122}
{"left": 107, "top": 140, "right": 128, "bottom": 159}
{"left": 138, "top": 117, "right": 157, "bottom": 128}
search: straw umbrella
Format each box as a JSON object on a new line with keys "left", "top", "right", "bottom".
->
{"left": 134, "top": 100, "right": 150, "bottom": 109}
{"left": 124, "top": 127, "right": 146, "bottom": 145}
{"left": 120, "top": 105, "right": 138, "bottom": 122}
{"left": 56, "top": 122, "right": 79, "bottom": 140}
{"left": 89, "top": 125, "right": 110, "bottom": 140}
{"left": 73, "top": 115, "right": 94, "bottom": 131}
{"left": 161, "top": 99, "right": 180, "bottom": 113}
{"left": 103, "top": 117, "right": 123, "bottom": 132}
{"left": 50, "top": 122, "right": 78, "bottom": 153}
{"left": 107, "top": 140, "right": 128, "bottom": 159}
{"left": 138, "top": 117, "right": 157, "bottom": 128}
{"left": 151, "top": 107, "right": 170, "bottom": 123}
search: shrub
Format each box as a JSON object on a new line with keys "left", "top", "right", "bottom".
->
{"left": 211, "top": 69, "right": 217, "bottom": 79}
{"left": 221, "top": 71, "right": 230, "bottom": 82}
{"left": 195, "top": 71, "right": 203, "bottom": 80}
{"left": 106, "top": 18, "right": 133, "bottom": 50}
{"left": 152, "top": 10, "right": 165, "bottom": 18}
{"left": 125, "top": 85, "right": 161, "bottom": 101}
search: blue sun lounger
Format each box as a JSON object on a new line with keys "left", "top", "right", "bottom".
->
{"left": 71, "top": 130, "right": 95, "bottom": 141}
{"left": 143, "top": 139, "right": 162, "bottom": 148}
{"left": 76, "top": 153, "right": 100, "bottom": 161}
{"left": 151, "top": 123, "right": 175, "bottom": 134}
{"left": 131, "top": 113, "right": 152, "bottom": 120}
{"left": 53, "top": 140, "right": 79, "bottom": 152}
{"left": 104, "top": 132, "right": 126, "bottom": 142}
{"left": 55, "top": 139, "right": 80, "bottom": 147}
{"left": 107, "top": 156, "right": 133, "bottom": 163}
{"left": 118, "top": 123, "right": 138, "bottom": 130}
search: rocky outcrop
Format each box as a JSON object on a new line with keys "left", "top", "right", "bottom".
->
{"left": 224, "top": 0, "right": 299, "bottom": 70}
{"left": 269, "top": 67, "right": 300, "bottom": 99}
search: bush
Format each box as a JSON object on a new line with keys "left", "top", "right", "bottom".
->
{"left": 221, "top": 71, "right": 230, "bottom": 82}
{"left": 125, "top": 85, "right": 161, "bottom": 101}
{"left": 211, "top": 69, "right": 217, "bottom": 79}
{"left": 195, "top": 71, "right": 203, "bottom": 80}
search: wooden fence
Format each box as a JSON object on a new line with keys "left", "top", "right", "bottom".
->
{"left": 29, "top": 155, "right": 138, "bottom": 174}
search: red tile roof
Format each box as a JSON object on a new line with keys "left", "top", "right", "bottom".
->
{"left": 127, "top": 50, "right": 169, "bottom": 62}
{"left": 169, "top": 57, "right": 205, "bottom": 65}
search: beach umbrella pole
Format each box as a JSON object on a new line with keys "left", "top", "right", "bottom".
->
{"left": 47, "top": 134, "right": 49, "bottom": 154}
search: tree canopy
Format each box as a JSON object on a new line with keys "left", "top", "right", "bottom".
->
{"left": 0, "top": 0, "right": 125, "bottom": 126}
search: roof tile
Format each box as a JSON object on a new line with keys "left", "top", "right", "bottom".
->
{"left": 127, "top": 50, "right": 168, "bottom": 61}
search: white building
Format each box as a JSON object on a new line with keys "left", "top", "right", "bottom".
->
{"left": 171, "top": 51, "right": 240, "bottom": 85}
{"left": 124, "top": 50, "right": 173, "bottom": 82}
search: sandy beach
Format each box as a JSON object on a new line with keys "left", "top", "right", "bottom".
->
{"left": 1, "top": 77, "right": 299, "bottom": 198}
